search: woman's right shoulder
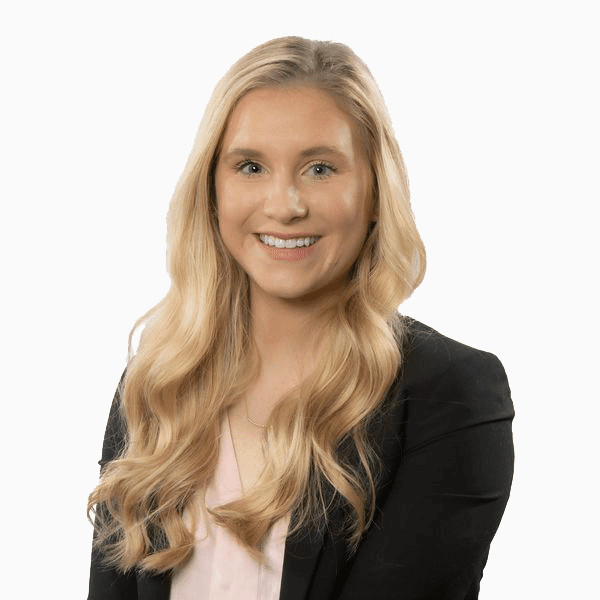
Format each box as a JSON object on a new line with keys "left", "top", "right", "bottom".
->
{"left": 99, "top": 368, "right": 128, "bottom": 469}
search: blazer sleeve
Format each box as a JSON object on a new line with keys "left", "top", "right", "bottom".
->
{"left": 88, "top": 369, "right": 139, "bottom": 600}
{"left": 335, "top": 344, "right": 515, "bottom": 600}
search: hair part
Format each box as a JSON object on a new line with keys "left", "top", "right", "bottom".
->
{"left": 88, "top": 35, "right": 425, "bottom": 573}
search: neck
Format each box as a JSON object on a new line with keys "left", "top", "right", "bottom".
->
{"left": 250, "top": 289, "right": 332, "bottom": 377}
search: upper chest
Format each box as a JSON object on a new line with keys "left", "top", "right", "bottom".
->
{"left": 226, "top": 373, "right": 303, "bottom": 492}
{"left": 227, "top": 408, "right": 268, "bottom": 493}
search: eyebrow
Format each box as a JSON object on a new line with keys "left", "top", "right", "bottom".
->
{"left": 223, "top": 145, "right": 349, "bottom": 161}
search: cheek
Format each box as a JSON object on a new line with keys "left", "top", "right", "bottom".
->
{"left": 216, "top": 180, "right": 245, "bottom": 234}
{"left": 330, "top": 182, "right": 371, "bottom": 232}
{"left": 217, "top": 176, "right": 257, "bottom": 213}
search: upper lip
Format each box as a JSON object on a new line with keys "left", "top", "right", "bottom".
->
{"left": 256, "top": 232, "right": 321, "bottom": 239}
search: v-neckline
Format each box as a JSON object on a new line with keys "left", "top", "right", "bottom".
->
{"left": 225, "top": 409, "right": 245, "bottom": 494}
{"left": 204, "top": 411, "right": 244, "bottom": 507}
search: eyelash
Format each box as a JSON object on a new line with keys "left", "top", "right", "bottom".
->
{"left": 234, "top": 159, "right": 336, "bottom": 179}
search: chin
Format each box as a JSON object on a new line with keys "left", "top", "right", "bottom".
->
{"left": 268, "top": 287, "right": 313, "bottom": 301}
{"left": 250, "top": 278, "right": 313, "bottom": 301}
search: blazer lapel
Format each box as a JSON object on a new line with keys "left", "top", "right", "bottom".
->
{"left": 279, "top": 526, "right": 326, "bottom": 600}
{"left": 278, "top": 372, "right": 409, "bottom": 600}
{"left": 136, "top": 571, "right": 170, "bottom": 600}
{"left": 279, "top": 503, "right": 351, "bottom": 600}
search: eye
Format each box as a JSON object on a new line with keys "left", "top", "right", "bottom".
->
{"left": 236, "top": 160, "right": 263, "bottom": 176}
{"left": 306, "top": 161, "right": 336, "bottom": 178}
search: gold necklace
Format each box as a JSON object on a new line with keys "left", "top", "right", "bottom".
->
{"left": 244, "top": 396, "right": 266, "bottom": 428}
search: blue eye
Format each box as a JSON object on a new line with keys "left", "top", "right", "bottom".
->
{"left": 237, "top": 161, "right": 262, "bottom": 176}
{"left": 307, "top": 162, "right": 335, "bottom": 178}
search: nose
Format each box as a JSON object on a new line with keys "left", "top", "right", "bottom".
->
{"left": 262, "top": 174, "right": 308, "bottom": 222}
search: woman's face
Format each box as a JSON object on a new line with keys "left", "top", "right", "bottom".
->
{"left": 215, "top": 85, "right": 374, "bottom": 304}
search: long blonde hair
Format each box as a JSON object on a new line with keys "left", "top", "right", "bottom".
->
{"left": 88, "top": 36, "right": 426, "bottom": 574}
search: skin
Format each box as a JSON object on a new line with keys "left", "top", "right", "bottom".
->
{"left": 214, "top": 85, "right": 375, "bottom": 449}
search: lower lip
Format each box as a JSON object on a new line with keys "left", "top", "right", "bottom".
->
{"left": 257, "top": 237, "right": 319, "bottom": 261}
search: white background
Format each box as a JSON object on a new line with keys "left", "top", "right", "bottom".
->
{"left": 2, "top": 1, "right": 598, "bottom": 597}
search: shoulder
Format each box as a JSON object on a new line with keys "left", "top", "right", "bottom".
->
{"left": 399, "top": 316, "right": 512, "bottom": 396}
{"left": 394, "top": 316, "right": 514, "bottom": 449}
{"left": 99, "top": 368, "right": 128, "bottom": 468}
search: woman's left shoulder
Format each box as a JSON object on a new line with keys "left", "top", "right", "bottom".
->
{"left": 393, "top": 316, "right": 514, "bottom": 437}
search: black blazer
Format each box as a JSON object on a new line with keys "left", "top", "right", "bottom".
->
{"left": 88, "top": 318, "right": 515, "bottom": 600}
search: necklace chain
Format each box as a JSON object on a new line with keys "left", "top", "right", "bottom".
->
{"left": 244, "top": 396, "right": 266, "bottom": 428}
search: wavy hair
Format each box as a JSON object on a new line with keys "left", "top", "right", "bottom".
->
{"left": 87, "top": 36, "right": 426, "bottom": 574}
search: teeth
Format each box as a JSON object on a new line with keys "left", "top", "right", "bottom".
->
{"left": 259, "top": 235, "right": 320, "bottom": 248}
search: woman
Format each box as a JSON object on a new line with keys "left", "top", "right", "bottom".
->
{"left": 88, "top": 36, "right": 514, "bottom": 600}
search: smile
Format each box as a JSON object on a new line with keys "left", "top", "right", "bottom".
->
{"left": 258, "top": 234, "right": 320, "bottom": 249}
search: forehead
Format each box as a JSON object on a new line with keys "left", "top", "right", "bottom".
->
{"left": 220, "top": 85, "right": 362, "bottom": 158}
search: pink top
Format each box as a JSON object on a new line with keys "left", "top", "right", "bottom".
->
{"left": 170, "top": 413, "right": 290, "bottom": 600}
